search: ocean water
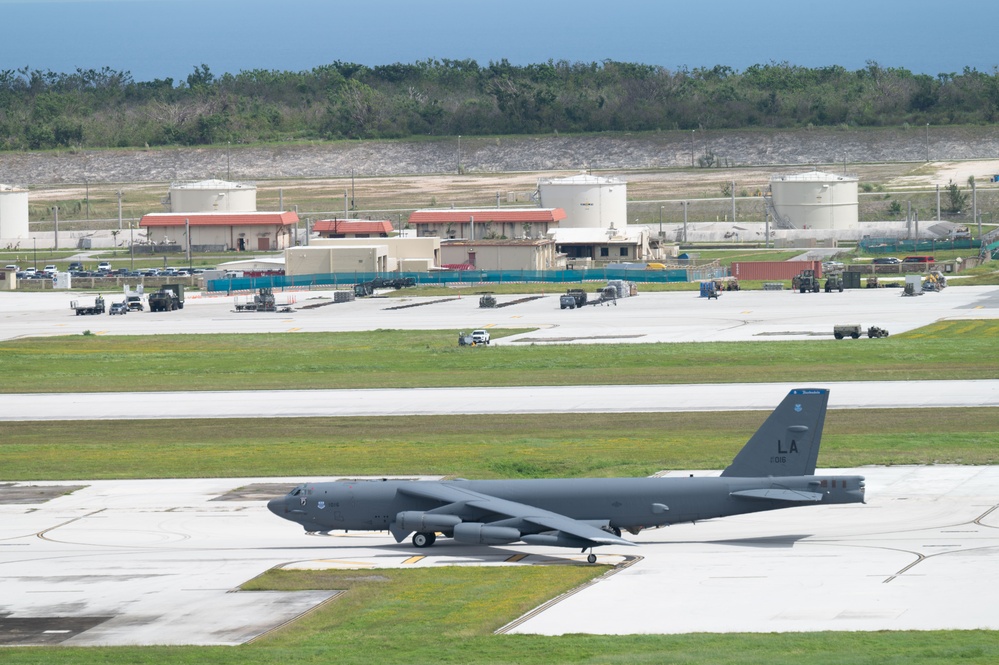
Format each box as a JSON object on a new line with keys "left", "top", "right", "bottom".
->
{"left": 0, "top": 0, "right": 994, "bottom": 82}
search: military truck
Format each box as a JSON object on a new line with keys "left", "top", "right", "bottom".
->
{"left": 793, "top": 269, "right": 821, "bottom": 293}
{"left": 564, "top": 289, "right": 588, "bottom": 308}
{"left": 148, "top": 284, "right": 184, "bottom": 312}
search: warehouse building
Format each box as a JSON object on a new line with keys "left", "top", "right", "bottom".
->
{"left": 139, "top": 211, "right": 299, "bottom": 251}
{"left": 408, "top": 208, "right": 565, "bottom": 240}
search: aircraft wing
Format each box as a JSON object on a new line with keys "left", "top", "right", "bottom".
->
{"left": 397, "top": 483, "right": 634, "bottom": 547}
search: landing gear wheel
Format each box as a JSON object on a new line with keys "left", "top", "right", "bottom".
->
{"left": 412, "top": 531, "right": 436, "bottom": 548}
{"left": 587, "top": 553, "right": 597, "bottom": 564}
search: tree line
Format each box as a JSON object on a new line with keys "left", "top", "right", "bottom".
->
{"left": 1, "top": 59, "right": 997, "bottom": 151}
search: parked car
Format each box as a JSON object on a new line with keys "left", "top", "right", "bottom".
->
{"left": 97, "top": 262, "right": 112, "bottom": 271}
{"left": 470, "top": 329, "right": 491, "bottom": 345}
{"left": 108, "top": 302, "right": 128, "bottom": 315}
{"left": 4, "top": 264, "right": 19, "bottom": 272}
{"left": 902, "top": 256, "right": 935, "bottom": 263}
{"left": 68, "top": 261, "right": 84, "bottom": 271}
{"left": 43, "top": 265, "right": 57, "bottom": 274}
{"left": 872, "top": 257, "right": 901, "bottom": 264}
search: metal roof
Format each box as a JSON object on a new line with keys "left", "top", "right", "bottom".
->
{"left": 139, "top": 211, "right": 299, "bottom": 227}
{"left": 313, "top": 219, "right": 394, "bottom": 234}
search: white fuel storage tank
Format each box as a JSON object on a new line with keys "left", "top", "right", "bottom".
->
{"left": 538, "top": 174, "right": 626, "bottom": 229}
{"left": 0, "top": 184, "right": 29, "bottom": 239}
{"left": 770, "top": 171, "right": 858, "bottom": 230}
{"left": 168, "top": 179, "right": 257, "bottom": 213}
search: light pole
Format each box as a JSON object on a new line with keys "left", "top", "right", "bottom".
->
{"left": 32, "top": 237, "right": 37, "bottom": 270}
{"left": 457, "top": 135, "right": 462, "bottom": 174}
{"left": 925, "top": 123, "right": 929, "bottom": 162}
{"left": 129, "top": 222, "right": 134, "bottom": 271}
{"left": 690, "top": 130, "right": 695, "bottom": 167}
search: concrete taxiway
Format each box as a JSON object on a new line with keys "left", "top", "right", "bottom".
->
{"left": 0, "top": 284, "right": 996, "bottom": 344}
{"left": 3, "top": 466, "right": 999, "bottom": 645}
{"left": 3, "top": 379, "right": 999, "bottom": 421}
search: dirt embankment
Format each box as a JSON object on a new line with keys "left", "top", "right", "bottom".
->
{"left": 1, "top": 126, "right": 998, "bottom": 187}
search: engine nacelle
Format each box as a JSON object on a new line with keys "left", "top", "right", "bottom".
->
{"left": 395, "top": 511, "right": 462, "bottom": 532}
{"left": 521, "top": 533, "right": 591, "bottom": 549}
{"left": 452, "top": 522, "right": 521, "bottom": 545}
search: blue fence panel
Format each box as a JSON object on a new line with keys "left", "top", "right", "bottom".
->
{"left": 858, "top": 238, "right": 976, "bottom": 253}
{"left": 205, "top": 267, "right": 726, "bottom": 292}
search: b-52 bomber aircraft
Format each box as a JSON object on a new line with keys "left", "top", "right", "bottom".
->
{"left": 268, "top": 388, "right": 865, "bottom": 562}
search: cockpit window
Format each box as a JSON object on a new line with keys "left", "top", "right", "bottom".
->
{"left": 291, "top": 488, "right": 302, "bottom": 496}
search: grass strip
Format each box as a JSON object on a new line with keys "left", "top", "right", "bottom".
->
{"left": 2, "top": 408, "right": 996, "bottom": 480}
{"left": 0, "top": 320, "right": 997, "bottom": 393}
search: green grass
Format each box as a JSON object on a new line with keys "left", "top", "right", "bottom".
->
{"left": 1, "top": 320, "right": 997, "bottom": 393}
{"left": 2, "top": 407, "right": 996, "bottom": 480}
{"left": 6, "top": 568, "right": 998, "bottom": 664}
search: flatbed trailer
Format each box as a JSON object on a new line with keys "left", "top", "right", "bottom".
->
{"left": 71, "top": 296, "right": 105, "bottom": 315}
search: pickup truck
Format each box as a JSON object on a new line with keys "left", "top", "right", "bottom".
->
{"left": 471, "top": 329, "right": 491, "bottom": 345}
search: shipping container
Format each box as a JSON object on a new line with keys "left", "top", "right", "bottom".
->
{"left": 730, "top": 261, "right": 823, "bottom": 281}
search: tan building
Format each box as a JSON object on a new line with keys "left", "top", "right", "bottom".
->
{"left": 440, "top": 239, "right": 562, "bottom": 271}
{"left": 139, "top": 211, "right": 299, "bottom": 251}
{"left": 284, "top": 236, "right": 441, "bottom": 275}
{"left": 408, "top": 208, "right": 565, "bottom": 240}
{"left": 285, "top": 246, "right": 388, "bottom": 275}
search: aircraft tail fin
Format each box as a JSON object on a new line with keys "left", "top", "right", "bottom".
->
{"left": 720, "top": 388, "right": 829, "bottom": 478}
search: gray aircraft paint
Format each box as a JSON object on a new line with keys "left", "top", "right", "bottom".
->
{"left": 268, "top": 389, "right": 865, "bottom": 556}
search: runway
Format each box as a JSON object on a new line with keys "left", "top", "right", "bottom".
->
{"left": 3, "top": 467, "right": 998, "bottom": 645}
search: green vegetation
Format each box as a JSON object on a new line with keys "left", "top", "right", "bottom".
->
{"left": 3, "top": 60, "right": 998, "bottom": 149}
{"left": 1, "top": 321, "right": 996, "bottom": 393}
{"left": 2, "top": 407, "right": 997, "bottom": 480}
{"left": 7, "top": 567, "right": 999, "bottom": 663}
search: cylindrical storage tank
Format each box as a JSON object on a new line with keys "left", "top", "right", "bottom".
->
{"left": 770, "top": 172, "right": 858, "bottom": 230}
{"left": 169, "top": 179, "right": 257, "bottom": 213}
{"left": 0, "top": 184, "right": 30, "bottom": 239}
{"left": 538, "top": 174, "right": 626, "bottom": 229}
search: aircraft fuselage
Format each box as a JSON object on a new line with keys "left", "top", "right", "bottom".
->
{"left": 268, "top": 474, "right": 865, "bottom": 536}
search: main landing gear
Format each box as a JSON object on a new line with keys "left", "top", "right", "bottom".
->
{"left": 412, "top": 531, "right": 436, "bottom": 548}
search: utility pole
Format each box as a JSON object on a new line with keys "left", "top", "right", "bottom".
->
{"left": 52, "top": 206, "right": 59, "bottom": 250}
{"left": 731, "top": 181, "right": 736, "bottom": 222}
{"left": 681, "top": 201, "right": 689, "bottom": 243}
{"left": 117, "top": 190, "right": 123, "bottom": 230}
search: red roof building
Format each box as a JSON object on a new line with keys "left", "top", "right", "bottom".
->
{"left": 139, "top": 211, "right": 299, "bottom": 251}
{"left": 407, "top": 208, "right": 565, "bottom": 240}
{"left": 313, "top": 219, "right": 394, "bottom": 238}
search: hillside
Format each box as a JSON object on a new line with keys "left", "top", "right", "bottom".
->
{"left": 2, "top": 125, "right": 999, "bottom": 186}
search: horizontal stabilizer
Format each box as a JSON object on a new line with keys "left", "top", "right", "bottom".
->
{"left": 731, "top": 489, "right": 823, "bottom": 502}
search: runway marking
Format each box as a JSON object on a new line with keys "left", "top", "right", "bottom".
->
{"left": 505, "top": 553, "right": 529, "bottom": 562}
{"left": 510, "top": 315, "right": 522, "bottom": 319}
{"left": 402, "top": 555, "right": 425, "bottom": 565}
{"left": 286, "top": 327, "right": 302, "bottom": 332}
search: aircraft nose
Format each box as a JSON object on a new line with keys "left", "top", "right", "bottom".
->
{"left": 267, "top": 496, "right": 285, "bottom": 516}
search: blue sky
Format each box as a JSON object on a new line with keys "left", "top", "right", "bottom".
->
{"left": 0, "top": 0, "right": 993, "bottom": 81}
